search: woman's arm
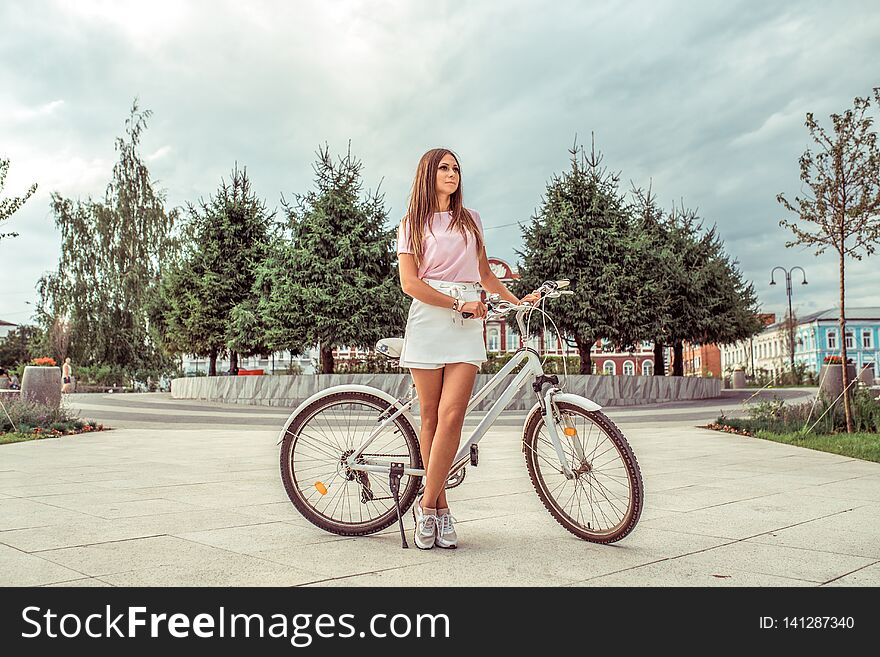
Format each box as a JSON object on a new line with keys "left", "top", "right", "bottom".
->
{"left": 478, "top": 246, "right": 539, "bottom": 304}
{"left": 398, "top": 253, "right": 458, "bottom": 308}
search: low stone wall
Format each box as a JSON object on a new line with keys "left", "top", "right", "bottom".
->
{"left": 172, "top": 373, "right": 722, "bottom": 411}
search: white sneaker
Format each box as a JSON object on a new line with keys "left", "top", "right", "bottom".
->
{"left": 435, "top": 511, "right": 458, "bottom": 549}
{"left": 412, "top": 496, "right": 437, "bottom": 550}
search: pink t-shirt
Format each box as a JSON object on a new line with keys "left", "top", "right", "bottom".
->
{"left": 397, "top": 209, "right": 485, "bottom": 282}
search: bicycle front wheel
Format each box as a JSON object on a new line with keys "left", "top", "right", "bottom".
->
{"left": 280, "top": 390, "right": 422, "bottom": 536}
{"left": 523, "top": 402, "right": 643, "bottom": 543}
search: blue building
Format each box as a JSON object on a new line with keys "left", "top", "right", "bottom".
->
{"left": 794, "top": 307, "right": 880, "bottom": 377}
{"left": 721, "top": 307, "right": 880, "bottom": 382}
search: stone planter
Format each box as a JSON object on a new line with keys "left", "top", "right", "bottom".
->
{"left": 818, "top": 364, "right": 858, "bottom": 402}
{"left": 858, "top": 364, "right": 876, "bottom": 386}
{"left": 20, "top": 366, "right": 62, "bottom": 409}
{"left": 731, "top": 369, "right": 747, "bottom": 389}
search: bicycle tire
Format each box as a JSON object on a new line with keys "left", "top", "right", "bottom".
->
{"left": 280, "top": 390, "right": 423, "bottom": 536}
{"left": 523, "top": 401, "right": 643, "bottom": 543}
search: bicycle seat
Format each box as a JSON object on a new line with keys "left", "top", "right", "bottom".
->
{"left": 375, "top": 337, "right": 404, "bottom": 359}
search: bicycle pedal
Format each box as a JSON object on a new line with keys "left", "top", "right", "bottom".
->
{"left": 470, "top": 444, "right": 479, "bottom": 466}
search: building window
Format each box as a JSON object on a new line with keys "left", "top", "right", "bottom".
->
{"left": 488, "top": 329, "right": 500, "bottom": 352}
{"left": 863, "top": 329, "right": 874, "bottom": 349}
{"left": 603, "top": 360, "right": 616, "bottom": 375}
{"left": 507, "top": 329, "right": 520, "bottom": 352}
{"left": 543, "top": 330, "right": 557, "bottom": 353}
{"left": 623, "top": 360, "right": 634, "bottom": 376}
{"left": 845, "top": 330, "right": 855, "bottom": 350}
{"left": 827, "top": 331, "right": 837, "bottom": 350}
{"left": 642, "top": 360, "right": 653, "bottom": 376}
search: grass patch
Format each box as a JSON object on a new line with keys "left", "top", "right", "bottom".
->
{"left": 0, "top": 425, "right": 109, "bottom": 445}
{"left": 0, "top": 432, "right": 58, "bottom": 445}
{"left": 754, "top": 430, "right": 880, "bottom": 463}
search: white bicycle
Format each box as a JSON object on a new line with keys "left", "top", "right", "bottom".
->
{"left": 278, "top": 279, "right": 644, "bottom": 547}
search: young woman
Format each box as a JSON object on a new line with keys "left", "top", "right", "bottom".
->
{"left": 396, "top": 148, "right": 540, "bottom": 550}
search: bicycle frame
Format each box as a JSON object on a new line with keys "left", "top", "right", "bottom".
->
{"left": 343, "top": 346, "right": 579, "bottom": 480}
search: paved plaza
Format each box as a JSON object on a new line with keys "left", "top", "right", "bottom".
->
{"left": 0, "top": 390, "right": 878, "bottom": 586}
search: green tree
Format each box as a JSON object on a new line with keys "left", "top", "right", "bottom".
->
{"left": 155, "top": 164, "right": 275, "bottom": 375}
{"left": 778, "top": 87, "right": 880, "bottom": 433}
{"left": 631, "top": 183, "right": 674, "bottom": 375}
{"left": 258, "top": 142, "right": 407, "bottom": 373}
{"left": 513, "top": 137, "right": 660, "bottom": 374}
{"left": 661, "top": 204, "right": 761, "bottom": 376}
{"left": 0, "top": 157, "right": 37, "bottom": 241}
{"left": 0, "top": 324, "right": 44, "bottom": 367}
{"left": 36, "top": 99, "right": 179, "bottom": 379}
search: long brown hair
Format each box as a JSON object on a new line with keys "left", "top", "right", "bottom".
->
{"left": 400, "top": 148, "right": 484, "bottom": 271}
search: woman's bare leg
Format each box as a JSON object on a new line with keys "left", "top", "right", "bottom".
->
{"left": 422, "top": 362, "right": 478, "bottom": 510}
{"left": 410, "top": 366, "right": 444, "bottom": 508}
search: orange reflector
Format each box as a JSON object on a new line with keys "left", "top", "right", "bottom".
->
{"left": 314, "top": 481, "right": 328, "bottom": 495}
{"left": 563, "top": 427, "right": 578, "bottom": 436}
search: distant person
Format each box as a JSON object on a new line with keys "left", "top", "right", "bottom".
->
{"left": 62, "top": 357, "right": 74, "bottom": 393}
{"left": 0, "top": 367, "right": 10, "bottom": 390}
{"left": 8, "top": 372, "right": 20, "bottom": 390}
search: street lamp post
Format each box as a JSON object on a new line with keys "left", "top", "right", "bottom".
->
{"left": 770, "top": 266, "right": 808, "bottom": 380}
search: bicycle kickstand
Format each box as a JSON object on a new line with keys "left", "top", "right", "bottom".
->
{"left": 389, "top": 462, "right": 408, "bottom": 549}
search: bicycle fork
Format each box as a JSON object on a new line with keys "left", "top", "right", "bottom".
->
{"left": 541, "top": 388, "right": 577, "bottom": 480}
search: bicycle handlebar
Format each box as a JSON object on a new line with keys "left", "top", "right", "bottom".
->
{"left": 460, "top": 279, "right": 572, "bottom": 320}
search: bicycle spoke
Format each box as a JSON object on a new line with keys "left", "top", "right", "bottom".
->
{"left": 526, "top": 405, "right": 640, "bottom": 539}
{"left": 283, "top": 395, "right": 421, "bottom": 531}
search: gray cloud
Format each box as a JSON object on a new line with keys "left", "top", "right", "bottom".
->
{"left": 1, "top": 0, "right": 878, "bottom": 328}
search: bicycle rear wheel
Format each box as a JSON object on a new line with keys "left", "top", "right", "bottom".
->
{"left": 523, "top": 401, "right": 643, "bottom": 543}
{"left": 280, "top": 390, "right": 422, "bottom": 536}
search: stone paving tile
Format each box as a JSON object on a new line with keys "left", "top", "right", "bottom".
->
{"left": 0, "top": 509, "right": 271, "bottom": 552}
{"left": 43, "top": 577, "right": 114, "bottom": 587}
{"left": 0, "top": 481, "right": 101, "bottom": 497}
{"left": 638, "top": 491, "right": 865, "bottom": 540}
{"left": 98, "top": 560, "right": 324, "bottom": 587}
{"left": 248, "top": 534, "right": 444, "bottom": 578}
{"left": 668, "top": 540, "right": 875, "bottom": 583}
{"left": 33, "top": 534, "right": 312, "bottom": 580}
{"left": 299, "top": 560, "right": 578, "bottom": 587}
{"left": 176, "top": 521, "right": 358, "bottom": 554}
{"left": 0, "top": 498, "right": 98, "bottom": 531}
{"left": 0, "top": 543, "right": 89, "bottom": 586}
{"left": 822, "top": 562, "right": 880, "bottom": 586}
{"left": 566, "top": 557, "right": 817, "bottom": 587}
{"left": 744, "top": 504, "right": 880, "bottom": 560}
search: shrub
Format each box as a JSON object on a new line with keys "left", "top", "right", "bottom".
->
{"left": 717, "top": 385, "right": 880, "bottom": 435}
{"left": 74, "top": 364, "right": 129, "bottom": 387}
{"left": 0, "top": 398, "right": 78, "bottom": 433}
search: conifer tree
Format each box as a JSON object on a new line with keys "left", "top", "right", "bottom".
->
{"left": 257, "top": 142, "right": 407, "bottom": 373}
{"left": 514, "top": 137, "right": 659, "bottom": 373}
{"left": 156, "top": 164, "right": 275, "bottom": 375}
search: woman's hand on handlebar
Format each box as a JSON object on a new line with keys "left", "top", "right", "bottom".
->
{"left": 518, "top": 290, "right": 542, "bottom": 304}
{"left": 460, "top": 300, "right": 487, "bottom": 319}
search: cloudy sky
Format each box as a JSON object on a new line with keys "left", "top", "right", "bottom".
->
{"left": 1, "top": 0, "right": 878, "bottom": 329}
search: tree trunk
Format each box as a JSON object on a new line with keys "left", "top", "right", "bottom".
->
{"left": 208, "top": 348, "right": 217, "bottom": 376}
{"left": 575, "top": 336, "right": 593, "bottom": 374}
{"left": 320, "top": 345, "right": 334, "bottom": 374}
{"left": 230, "top": 350, "right": 239, "bottom": 375}
{"left": 672, "top": 341, "right": 684, "bottom": 376}
{"left": 653, "top": 341, "right": 666, "bottom": 376}
{"left": 839, "top": 250, "right": 854, "bottom": 433}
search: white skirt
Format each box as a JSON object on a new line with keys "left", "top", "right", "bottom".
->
{"left": 398, "top": 279, "right": 488, "bottom": 370}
